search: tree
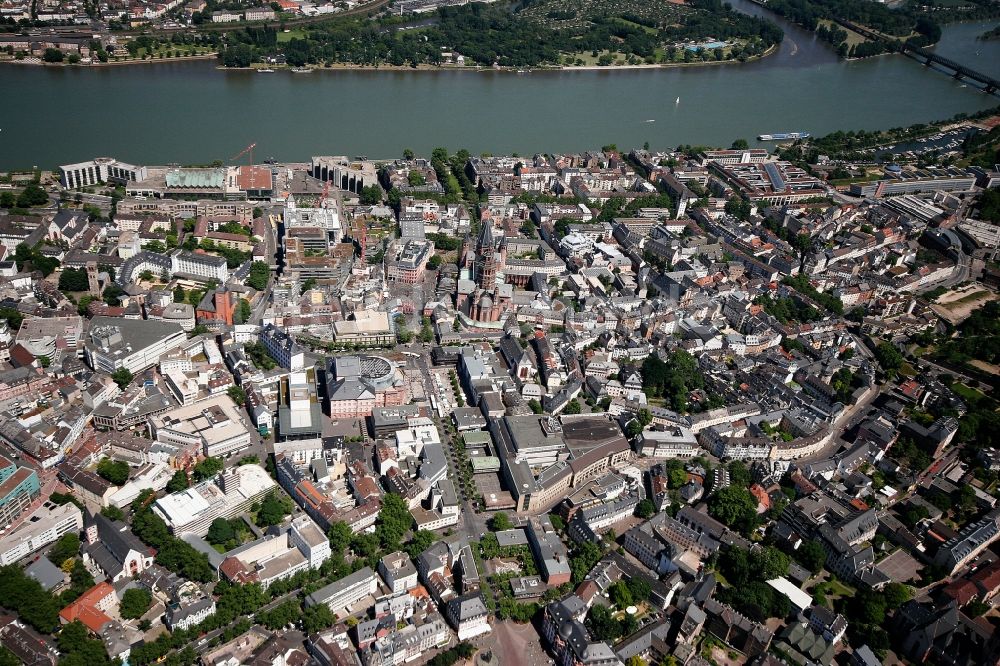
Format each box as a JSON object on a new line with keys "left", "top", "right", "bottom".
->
{"left": 207, "top": 517, "right": 236, "bottom": 546}
{"left": 874, "top": 342, "right": 904, "bottom": 374}
{"left": 882, "top": 582, "right": 912, "bottom": 610}
{"left": 302, "top": 603, "right": 335, "bottom": 633}
{"left": 166, "top": 470, "right": 189, "bottom": 493}
{"left": 101, "top": 505, "right": 124, "bottom": 522}
{"left": 527, "top": 399, "right": 543, "bottom": 414}
{"left": 586, "top": 604, "right": 622, "bottom": 641}
{"left": 376, "top": 493, "right": 414, "bottom": 551}
{"left": 708, "top": 486, "right": 758, "bottom": 534}
{"left": 48, "top": 532, "right": 80, "bottom": 565}
{"left": 405, "top": 530, "right": 436, "bottom": 560}
{"left": 227, "top": 385, "right": 247, "bottom": 406}
{"left": 256, "top": 490, "right": 294, "bottom": 528}
{"left": 626, "top": 657, "right": 649, "bottom": 666}
{"left": 731, "top": 138, "right": 750, "bottom": 150}
{"left": 43, "top": 47, "right": 64, "bottom": 62}
{"left": 111, "top": 368, "right": 133, "bottom": 390}
{"left": 609, "top": 580, "right": 633, "bottom": 608}
{"left": 58, "top": 268, "right": 90, "bottom": 292}
{"left": 119, "top": 588, "right": 152, "bottom": 620}
{"left": 328, "top": 521, "right": 352, "bottom": 554}
{"left": 238, "top": 298, "right": 252, "bottom": 323}
{"left": 402, "top": 148, "right": 415, "bottom": 160}
{"left": 795, "top": 540, "right": 827, "bottom": 574}
{"left": 359, "top": 185, "right": 383, "bottom": 205}
{"left": 491, "top": 512, "right": 512, "bottom": 531}
{"left": 564, "top": 399, "right": 582, "bottom": 415}
{"left": 635, "top": 499, "right": 655, "bottom": 519}
{"left": 96, "top": 458, "right": 129, "bottom": 485}
{"left": 193, "top": 456, "right": 224, "bottom": 481}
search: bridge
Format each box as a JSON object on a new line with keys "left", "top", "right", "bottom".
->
{"left": 836, "top": 19, "right": 1000, "bottom": 95}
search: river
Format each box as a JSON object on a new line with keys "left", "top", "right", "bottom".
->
{"left": 0, "top": 0, "right": 998, "bottom": 169}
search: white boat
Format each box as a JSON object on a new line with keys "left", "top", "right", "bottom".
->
{"left": 644, "top": 119, "right": 656, "bottom": 123}
{"left": 675, "top": 96, "right": 680, "bottom": 104}
{"left": 291, "top": 68, "right": 311, "bottom": 73}
{"left": 258, "top": 68, "right": 275, "bottom": 73}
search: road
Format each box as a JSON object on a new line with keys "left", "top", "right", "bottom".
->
{"left": 409, "top": 345, "right": 490, "bottom": 542}
{"left": 796, "top": 382, "right": 882, "bottom": 463}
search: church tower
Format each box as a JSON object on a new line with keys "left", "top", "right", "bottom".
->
{"left": 86, "top": 261, "right": 101, "bottom": 297}
{"left": 476, "top": 221, "right": 496, "bottom": 291}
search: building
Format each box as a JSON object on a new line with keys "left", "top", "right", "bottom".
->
{"left": 0, "top": 456, "right": 41, "bottom": 528}
{"left": 528, "top": 515, "right": 572, "bottom": 585}
{"left": 542, "top": 595, "right": 621, "bottom": 666}
{"left": 60, "top": 157, "right": 147, "bottom": 189}
{"left": 326, "top": 355, "right": 409, "bottom": 419}
{"left": 82, "top": 513, "right": 154, "bottom": 582}
{"left": 444, "top": 592, "right": 491, "bottom": 641}
{"left": 277, "top": 369, "right": 324, "bottom": 442}
{"left": 0, "top": 500, "right": 83, "bottom": 566}
{"left": 934, "top": 508, "right": 1000, "bottom": 574}
{"left": 59, "top": 582, "right": 117, "bottom": 634}
{"left": 305, "top": 566, "right": 379, "bottom": 616}
{"left": 165, "top": 597, "right": 216, "bottom": 631}
{"left": 171, "top": 250, "right": 229, "bottom": 283}
{"left": 84, "top": 317, "right": 187, "bottom": 375}
{"left": 261, "top": 323, "right": 305, "bottom": 371}
{"left": 152, "top": 465, "right": 276, "bottom": 536}
{"left": 219, "top": 514, "right": 330, "bottom": 589}
{"left": 386, "top": 239, "right": 434, "bottom": 284}
{"left": 332, "top": 311, "right": 395, "bottom": 348}
{"left": 378, "top": 551, "right": 419, "bottom": 593}
{"left": 456, "top": 220, "right": 512, "bottom": 323}
{"left": 148, "top": 393, "right": 253, "bottom": 458}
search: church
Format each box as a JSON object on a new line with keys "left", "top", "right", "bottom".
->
{"left": 456, "top": 220, "right": 513, "bottom": 323}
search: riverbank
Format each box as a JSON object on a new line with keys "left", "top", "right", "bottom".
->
{"left": 214, "top": 43, "right": 778, "bottom": 74}
{"left": 0, "top": 53, "right": 218, "bottom": 67}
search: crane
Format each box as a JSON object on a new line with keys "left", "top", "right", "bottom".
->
{"left": 230, "top": 142, "right": 256, "bottom": 166}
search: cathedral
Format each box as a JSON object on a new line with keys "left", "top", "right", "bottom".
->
{"left": 456, "top": 220, "right": 513, "bottom": 323}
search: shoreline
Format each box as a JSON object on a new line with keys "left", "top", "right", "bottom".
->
{"left": 0, "top": 43, "right": 777, "bottom": 72}
{"left": 0, "top": 53, "right": 218, "bottom": 67}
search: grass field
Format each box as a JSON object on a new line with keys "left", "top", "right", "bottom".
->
{"left": 277, "top": 29, "right": 307, "bottom": 43}
{"left": 951, "top": 382, "right": 988, "bottom": 404}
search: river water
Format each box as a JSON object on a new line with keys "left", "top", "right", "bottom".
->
{"left": 0, "top": 0, "right": 998, "bottom": 169}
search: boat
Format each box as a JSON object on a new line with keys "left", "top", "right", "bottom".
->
{"left": 757, "top": 132, "right": 811, "bottom": 141}
{"left": 258, "top": 68, "right": 275, "bottom": 73}
{"left": 675, "top": 96, "right": 680, "bottom": 104}
{"left": 644, "top": 119, "right": 656, "bottom": 123}
{"left": 291, "top": 68, "right": 312, "bottom": 73}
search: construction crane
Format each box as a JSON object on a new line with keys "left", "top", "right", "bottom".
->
{"left": 230, "top": 142, "right": 256, "bottom": 166}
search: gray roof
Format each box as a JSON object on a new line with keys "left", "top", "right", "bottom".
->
{"left": 25, "top": 557, "right": 65, "bottom": 591}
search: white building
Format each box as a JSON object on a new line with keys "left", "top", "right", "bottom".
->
{"left": 148, "top": 393, "right": 253, "bottom": 459}
{"left": 261, "top": 324, "right": 305, "bottom": 371}
{"left": 171, "top": 250, "right": 229, "bottom": 283}
{"left": 0, "top": 501, "right": 83, "bottom": 566}
{"left": 59, "top": 157, "right": 147, "bottom": 189}
{"left": 305, "top": 567, "right": 379, "bottom": 615}
{"left": 85, "top": 317, "right": 187, "bottom": 375}
{"left": 152, "top": 465, "right": 276, "bottom": 536}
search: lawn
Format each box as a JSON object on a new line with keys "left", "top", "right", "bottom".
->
{"left": 951, "top": 382, "right": 988, "bottom": 404}
{"left": 278, "top": 29, "right": 307, "bottom": 43}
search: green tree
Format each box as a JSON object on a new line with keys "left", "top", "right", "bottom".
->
{"left": 564, "top": 399, "right": 582, "bottom": 415}
{"left": 635, "top": 498, "right": 655, "bottom": 519}
{"left": 58, "top": 268, "right": 90, "bottom": 292}
{"left": 328, "top": 521, "right": 352, "bottom": 554}
{"left": 192, "top": 456, "right": 224, "bottom": 481}
{"left": 376, "top": 493, "right": 414, "bottom": 551}
{"left": 166, "top": 469, "right": 189, "bottom": 493}
{"left": 527, "top": 399, "right": 543, "bottom": 414}
{"left": 708, "top": 486, "right": 758, "bottom": 534}
{"left": 609, "top": 580, "right": 633, "bottom": 608}
{"left": 101, "top": 505, "right": 125, "bottom": 522}
{"left": 795, "top": 539, "right": 827, "bottom": 574}
{"left": 491, "top": 512, "right": 512, "bottom": 531}
{"left": 302, "top": 603, "right": 335, "bottom": 633}
{"left": 119, "top": 588, "right": 152, "bottom": 619}
{"left": 256, "top": 490, "right": 294, "bottom": 528}
{"left": 96, "top": 458, "right": 129, "bottom": 485}
{"left": 207, "top": 517, "right": 236, "bottom": 546}
{"left": 48, "top": 532, "right": 80, "bottom": 565}
{"left": 111, "top": 367, "right": 133, "bottom": 390}
{"left": 227, "top": 385, "right": 247, "bottom": 406}
{"left": 874, "top": 342, "right": 904, "bottom": 374}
